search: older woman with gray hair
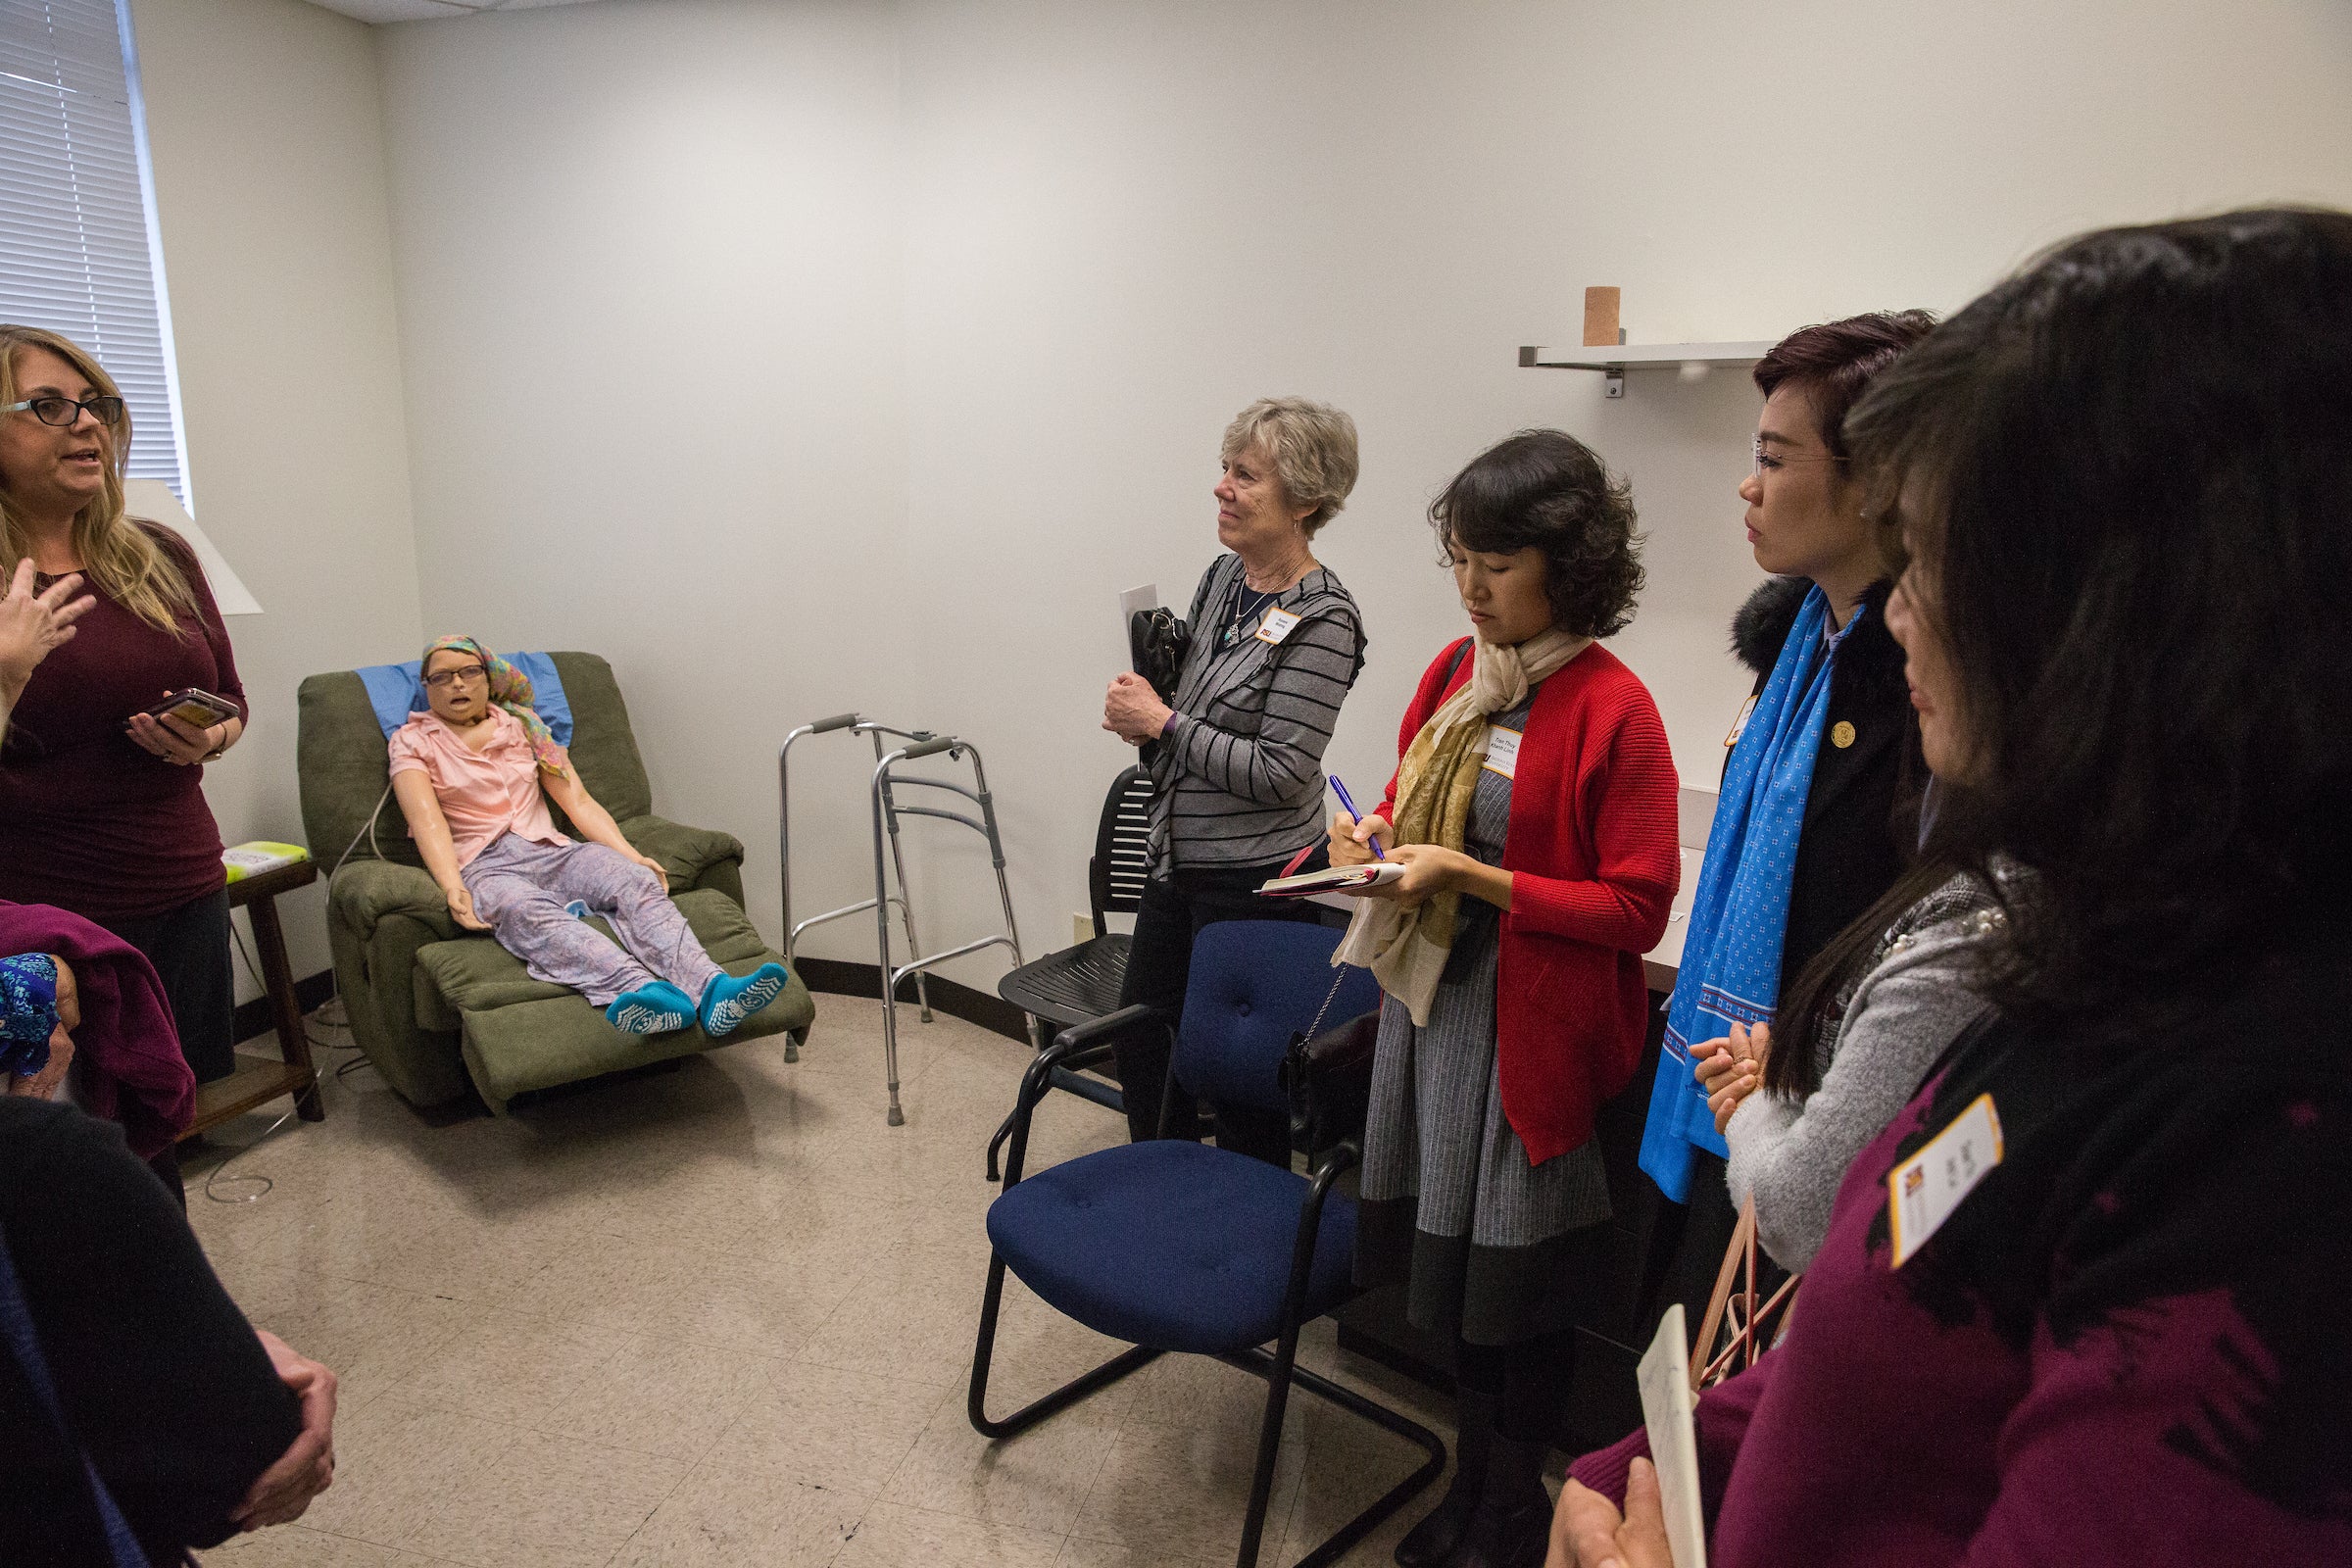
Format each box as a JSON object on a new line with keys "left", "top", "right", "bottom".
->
{"left": 1101, "top": 396, "right": 1368, "bottom": 1163}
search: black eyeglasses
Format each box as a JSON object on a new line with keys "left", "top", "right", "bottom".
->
{"left": 3, "top": 394, "right": 125, "bottom": 427}
{"left": 422, "top": 665, "right": 488, "bottom": 690}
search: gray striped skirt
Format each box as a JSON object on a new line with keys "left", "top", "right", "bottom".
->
{"left": 1354, "top": 901, "right": 1612, "bottom": 1347}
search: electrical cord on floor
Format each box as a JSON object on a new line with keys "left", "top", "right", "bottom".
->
{"left": 199, "top": 1028, "right": 373, "bottom": 1206}
{"left": 199, "top": 1084, "right": 318, "bottom": 1204}
{"left": 202, "top": 940, "right": 371, "bottom": 1202}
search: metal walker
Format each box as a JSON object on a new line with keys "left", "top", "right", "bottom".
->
{"left": 779, "top": 714, "right": 1030, "bottom": 1125}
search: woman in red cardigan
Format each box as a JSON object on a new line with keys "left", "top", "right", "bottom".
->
{"left": 1332, "top": 430, "right": 1679, "bottom": 1568}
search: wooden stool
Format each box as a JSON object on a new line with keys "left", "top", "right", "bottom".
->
{"left": 183, "top": 858, "right": 324, "bottom": 1139}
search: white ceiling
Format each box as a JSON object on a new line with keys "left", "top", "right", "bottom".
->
{"left": 302, "top": 0, "right": 607, "bottom": 25}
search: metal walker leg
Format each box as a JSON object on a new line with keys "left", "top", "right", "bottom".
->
{"left": 869, "top": 736, "right": 1026, "bottom": 1126}
{"left": 879, "top": 751, "right": 935, "bottom": 1025}
{"left": 780, "top": 714, "right": 1026, "bottom": 1125}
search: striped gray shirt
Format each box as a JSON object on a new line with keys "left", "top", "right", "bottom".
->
{"left": 1149, "top": 553, "right": 1366, "bottom": 873}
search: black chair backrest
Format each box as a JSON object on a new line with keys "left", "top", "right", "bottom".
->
{"left": 1087, "top": 766, "right": 1155, "bottom": 935}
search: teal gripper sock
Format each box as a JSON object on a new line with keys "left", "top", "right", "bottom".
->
{"left": 607, "top": 980, "right": 696, "bottom": 1036}
{"left": 699, "top": 962, "right": 789, "bottom": 1039}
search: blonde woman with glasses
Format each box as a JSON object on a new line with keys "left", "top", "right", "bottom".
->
{"left": 0, "top": 326, "right": 248, "bottom": 1192}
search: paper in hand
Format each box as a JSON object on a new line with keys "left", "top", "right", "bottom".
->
{"left": 1636, "top": 1303, "right": 1709, "bottom": 1568}
{"left": 1119, "top": 584, "right": 1158, "bottom": 668}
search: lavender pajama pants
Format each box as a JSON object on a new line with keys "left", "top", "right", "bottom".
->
{"left": 462, "top": 834, "right": 723, "bottom": 1009}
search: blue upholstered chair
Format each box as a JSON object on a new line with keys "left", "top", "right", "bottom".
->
{"left": 968, "top": 920, "right": 1445, "bottom": 1568}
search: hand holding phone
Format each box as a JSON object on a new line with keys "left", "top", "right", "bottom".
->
{"left": 128, "top": 687, "right": 239, "bottom": 766}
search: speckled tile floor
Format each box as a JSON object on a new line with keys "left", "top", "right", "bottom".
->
{"left": 181, "top": 992, "right": 1468, "bottom": 1567}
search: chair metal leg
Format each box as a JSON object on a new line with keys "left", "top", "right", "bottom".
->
{"left": 1213, "top": 1348, "right": 1448, "bottom": 1568}
{"left": 967, "top": 1124, "right": 1445, "bottom": 1568}
{"left": 968, "top": 1252, "right": 1160, "bottom": 1439}
{"left": 1234, "top": 1311, "right": 1304, "bottom": 1566}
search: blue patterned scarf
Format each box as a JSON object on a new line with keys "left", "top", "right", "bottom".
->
{"left": 1640, "top": 584, "right": 1861, "bottom": 1201}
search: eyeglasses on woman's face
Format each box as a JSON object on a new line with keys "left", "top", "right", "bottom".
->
{"left": 423, "top": 664, "right": 488, "bottom": 690}
{"left": 3, "top": 394, "right": 125, "bottom": 428}
{"left": 1751, "top": 436, "right": 1849, "bottom": 478}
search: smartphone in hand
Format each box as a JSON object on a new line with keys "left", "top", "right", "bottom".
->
{"left": 137, "top": 688, "right": 242, "bottom": 732}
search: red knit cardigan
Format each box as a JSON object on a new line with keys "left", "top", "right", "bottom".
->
{"left": 1376, "top": 639, "right": 1680, "bottom": 1162}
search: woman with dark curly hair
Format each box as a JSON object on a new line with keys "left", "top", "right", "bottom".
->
{"left": 1331, "top": 429, "right": 1679, "bottom": 1568}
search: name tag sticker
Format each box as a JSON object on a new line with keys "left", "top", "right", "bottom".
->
{"left": 1484, "top": 724, "right": 1523, "bottom": 779}
{"left": 1886, "top": 1092, "right": 2003, "bottom": 1268}
{"left": 1725, "top": 695, "right": 1759, "bottom": 749}
{"left": 1254, "top": 608, "right": 1302, "bottom": 646}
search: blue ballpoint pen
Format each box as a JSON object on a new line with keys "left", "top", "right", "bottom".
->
{"left": 1326, "top": 774, "right": 1386, "bottom": 859}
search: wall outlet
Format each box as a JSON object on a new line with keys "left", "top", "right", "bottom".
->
{"left": 1073, "top": 912, "right": 1093, "bottom": 946}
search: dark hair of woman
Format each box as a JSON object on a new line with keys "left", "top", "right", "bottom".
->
{"left": 1753, "top": 310, "right": 1937, "bottom": 460}
{"left": 1430, "top": 428, "right": 1644, "bottom": 639}
{"left": 1843, "top": 208, "right": 2352, "bottom": 1045}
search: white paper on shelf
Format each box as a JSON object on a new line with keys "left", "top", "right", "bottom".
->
{"left": 1636, "top": 1303, "right": 1710, "bottom": 1568}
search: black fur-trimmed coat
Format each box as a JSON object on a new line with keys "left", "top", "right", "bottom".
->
{"left": 1726, "top": 575, "right": 1924, "bottom": 987}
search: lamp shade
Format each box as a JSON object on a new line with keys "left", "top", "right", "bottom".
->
{"left": 121, "top": 479, "right": 262, "bottom": 616}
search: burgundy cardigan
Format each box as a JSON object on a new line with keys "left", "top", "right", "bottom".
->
{"left": 1377, "top": 639, "right": 1678, "bottom": 1161}
{"left": 1568, "top": 933, "right": 2352, "bottom": 1564}
{"left": 0, "top": 525, "right": 243, "bottom": 925}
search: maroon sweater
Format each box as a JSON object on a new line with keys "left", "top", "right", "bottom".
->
{"left": 1569, "top": 933, "right": 2352, "bottom": 1564}
{"left": 0, "top": 526, "right": 244, "bottom": 924}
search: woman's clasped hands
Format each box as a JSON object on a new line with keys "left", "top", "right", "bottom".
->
{"left": 1102, "top": 671, "right": 1173, "bottom": 746}
{"left": 230, "top": 1330, "right": 338, "bottom": 1530}
{"left": 1691, "top": 1020, "right": 1772, "bottom": 1135}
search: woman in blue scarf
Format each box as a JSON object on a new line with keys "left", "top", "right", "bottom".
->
{"left": 1638, "top": 314, "right": 1936, "bottom": 1308}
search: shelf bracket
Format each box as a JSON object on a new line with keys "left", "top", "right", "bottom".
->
{"left": 1603, "top": 370, "right": 1625, "bottom": 400}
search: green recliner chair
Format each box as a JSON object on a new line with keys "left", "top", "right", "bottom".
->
{"left": 296, "top": 651, "right": 814, "bottom": 1114}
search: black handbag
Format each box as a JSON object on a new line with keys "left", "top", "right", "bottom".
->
{"left": 1281, "top": 964, "right": 1380, "bottom": 1156}
{"left": 1128, "top": 607, "right": 1191, "bottom": 704}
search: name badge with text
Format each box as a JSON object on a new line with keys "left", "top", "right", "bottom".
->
{"left": 1725, "top": 695, "right": 1759, "bottom": 749}
{"left": 1886, "top": 1092, "right": 2003, "bottom": 1268}
{"left": 1484, "top": 725, "right": 1523, "bottom": 780}
{"left": 1254, "top": 608, "right": 1302, "bottom": 646}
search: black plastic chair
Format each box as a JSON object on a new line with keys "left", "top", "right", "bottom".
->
{"left": 988, "top": 765, "right": 1153, "bottom": 1179}
{"left": 970, "top": 920, "right": 1444, "bottom": 1568}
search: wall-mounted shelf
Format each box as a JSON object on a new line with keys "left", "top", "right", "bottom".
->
{"left": 1518, "top": 340, "right": 1775, "bottom": 397}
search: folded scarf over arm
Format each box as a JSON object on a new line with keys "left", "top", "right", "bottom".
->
{"left": 0, "top": 904, "right": 192, "bottom": 1156}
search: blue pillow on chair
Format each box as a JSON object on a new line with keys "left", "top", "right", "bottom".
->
{"left": 353, "top": 651, "right": 573, "bottom": 743}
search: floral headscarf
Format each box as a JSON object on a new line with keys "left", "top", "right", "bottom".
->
{"left": 422, "top": 634, "right": 568, "bottom": 775}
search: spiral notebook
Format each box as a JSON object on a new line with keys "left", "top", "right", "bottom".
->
{"left": 1255, "top": 862, "right": 1403, "bottom": 898}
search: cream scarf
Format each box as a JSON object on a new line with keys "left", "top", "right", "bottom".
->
{"left": 1334, "top": 627, "right": 1592, "bottom": 1023}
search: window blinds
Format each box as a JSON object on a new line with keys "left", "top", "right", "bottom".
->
{"left": 0, "top": 0, "right": 188, "bottom": 499}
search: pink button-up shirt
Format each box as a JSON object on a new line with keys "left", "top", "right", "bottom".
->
{"left": 386, "top": 708, "right": 569, "bottom": 867}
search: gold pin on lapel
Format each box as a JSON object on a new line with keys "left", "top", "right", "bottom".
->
{"left": 1831, "top": 720, "right": 1857, "bottom": 750}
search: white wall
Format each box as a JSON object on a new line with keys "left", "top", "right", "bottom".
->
{"left": 370, "top": 0, "right": 2352, "bottom": 1003}
{"left": 129, "top": 0, "right": 424, "bottom": 999}
{"left": 374, "top": 0, "right": 910, "bottom": 988}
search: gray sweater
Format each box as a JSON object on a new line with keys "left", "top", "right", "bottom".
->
{"left": 1725, "top": 875, "right": 2001, "bottom": 1273}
